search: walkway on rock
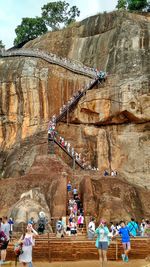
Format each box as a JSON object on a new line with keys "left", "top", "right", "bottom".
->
{"left": 0, "top": 48, "right": 96, "bottom": 78}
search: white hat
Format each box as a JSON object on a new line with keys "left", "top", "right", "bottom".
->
{"left": 39, "top": 211, "right": 45, "bottom": 218}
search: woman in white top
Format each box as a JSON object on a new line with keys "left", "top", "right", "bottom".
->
{"left": 19, "top": 223, "right": 38, "bottom": 267}
{"left": 88, "top": 217, "right": 95, "bottom": 240}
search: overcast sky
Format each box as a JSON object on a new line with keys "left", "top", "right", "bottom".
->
{"left": 0, "top": 0, "right": 118, "bottom": 49}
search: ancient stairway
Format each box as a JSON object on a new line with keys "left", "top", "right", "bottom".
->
{"left": 55, "top": 78, "right": 99, "bottom": 123}
{"left": 47, "top": 76, "right": 104, "bottom": 169}
{"left": 7, "top": 237, "right": 150, "bottom": 262}
{"left": 0, "top": 47, "right": 105, "bottom": 170}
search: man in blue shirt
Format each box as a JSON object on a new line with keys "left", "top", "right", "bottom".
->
{"left": 113, "top": 220, "right": 131, "bottom": 262}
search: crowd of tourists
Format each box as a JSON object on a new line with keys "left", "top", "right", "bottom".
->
{"left": 87, "top": 216, "right": 150, "bottom": 265}
{"left": 55, "top": 182, "right": 84, "bottom": 238}
{"left": 0, "top": 212, "right": 150, "bottom": 266}
{"left": 47, "top": 68, "right": 107, "bottom": 170}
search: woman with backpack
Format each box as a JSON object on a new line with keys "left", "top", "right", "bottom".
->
{"left": 18, "top": 223, "right": 38, "bottom": 267}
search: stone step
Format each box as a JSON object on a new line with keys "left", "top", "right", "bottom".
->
{"left": 0, "top": 262, "right": 12, "bottom": 266}
{"left": 7, "top": 238, "right": 150, "bottom": 262}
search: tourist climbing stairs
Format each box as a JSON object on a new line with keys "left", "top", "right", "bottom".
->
{"left": 49, "top": 138, "right": 84, "bottom": 169}
{"left": 55, "top": 78, "right": 99, "bottom": 124}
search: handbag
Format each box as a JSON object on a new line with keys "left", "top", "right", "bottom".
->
{"left": 14, "top": 242, "right": 23, "bottom": 256}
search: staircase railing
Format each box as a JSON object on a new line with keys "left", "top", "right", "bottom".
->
{"left": 55, "top": 78, "right": 99, "bottom": 123}
{"left": 48, "top": 133, "right": 85, "bottom": 169}
{"left": 0, "top": 48, "right": 96, "bottom": 78}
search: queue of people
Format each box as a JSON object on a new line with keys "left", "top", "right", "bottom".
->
{"left": 47, "top": 70, "right": 107, "bottom": 169}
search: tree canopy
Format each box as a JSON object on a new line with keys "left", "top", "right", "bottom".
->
{"left": 14, "top": 1, "right": 80, "bottom": 45}
{"left": 14, "top": 17, "right": 48, "bottom": 45}
{"left": 41, "top": 1, "right": 80, "bottom": 30}
{"left": 116, "top": 0, "right": 149, "bottom": 10}
{"left": 116, "top": 0, "right": 127, "bottom": 9}
{"left": 127, "top": 0, "right": 148, "bottom": 10}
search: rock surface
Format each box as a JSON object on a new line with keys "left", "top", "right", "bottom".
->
{"left": 0, "top": 155, "right": 150, "bottom": 222}
{"left": 0, "top": 11, "right": 149, "bottom": 219}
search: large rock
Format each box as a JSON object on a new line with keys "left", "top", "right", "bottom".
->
{"left": 0, "top": 58, "right": 90, "bottom": 151}
{"left": 9, "top": 188, "right": 50, "bottom": 225}
{"left": 0, "top": 154, "right": 150, "bottom": 222}
{"left": 0, "top": 11, "right": 149, "bottom": 219}
{"left": 25, "top": 11, "right": 150, "bottom": 76}
{"left": 0, "top": 155, "right": 69, "bottom": 219}
{"left": 80, "top": 176, "right": 150, "bottom": 222}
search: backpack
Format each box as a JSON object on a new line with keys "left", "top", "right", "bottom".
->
{"left": 0, "top": 230, "right": 7, "bottom": 248}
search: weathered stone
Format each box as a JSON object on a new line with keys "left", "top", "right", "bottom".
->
{"left": 0, "top": 155, "right": 69, "bottom": 219}
{"left": 25, "top": 11, "right": 150, "bottom": 76}
{"left": 0, "top": 155, "right": 150, "bottom": 223}
{"left": 0, "top": 11, "right": 149, "bottom": 220}
{"left": 9, "top": 188, "right": 50, "bottom": 225}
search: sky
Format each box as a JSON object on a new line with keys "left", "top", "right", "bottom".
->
{"left": 0, "top": 0, "right": 118, "bottom": 49}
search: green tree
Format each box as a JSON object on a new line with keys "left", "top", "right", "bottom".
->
{"left": 14, "top": 17, "right": 48, "bottom": 45}
{"left": 127, "top": 0, "right": 148, "bottom": 10}
{"left": 0, "top": 40, "right": 5, "bottom": 49}
{"left": 116, "top": 0, "right": 127, "bottom": 9}
{"left": 41, "top": 1, "right": 80, "bottom": 30}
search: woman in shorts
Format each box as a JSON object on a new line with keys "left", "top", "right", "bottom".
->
{"left": 95, "top": 219, "right": 110, "bottom": 267}
{"left": 70, "top": 219, "right": 77, "bottom": 236}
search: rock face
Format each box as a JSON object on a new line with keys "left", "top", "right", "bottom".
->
{"left": 9, "top": 188, "right": 50, "bottom": 225}
{"left": 80, "top": 176, "right": 150, "bottom": 221}
{"left": 25, "top": 11, "right": 150, "bottom": 76}
{"left": 0, "top": 11, "right": 149, "bottom": 220}
{"left": 0, "top": 155, "right": 69, "bottom": 218}
{"left": 0, "top": 155, "right": 150, "bottom": 223}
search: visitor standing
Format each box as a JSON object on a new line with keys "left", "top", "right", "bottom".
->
{"left": 19, "top": 223, "right": 38, "bottom": 267}
{"left": 95, "top": 219, "right": 110, "bottom": 267}
{"left": 0, "top": 216, "right": 10, "bottom": 263}
{"left": 88, "top": 217, "right": 95, "bottom": 240}
{"left": 113, "top": 220, "right": 131, "bottom": 262}
{"left": 127, "top": 218, "right": 138, "bottom": 237}
{"left": 8, "top": 217, "right": 14, "bottom": 241}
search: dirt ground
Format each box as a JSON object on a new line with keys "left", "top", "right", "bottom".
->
{"left": 5, "top": 260, "right": 150, "bottom": 267}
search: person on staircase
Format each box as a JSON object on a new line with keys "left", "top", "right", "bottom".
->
{"left": 72, "top": 186, "right": 78, "bottom": 200}
{"left": 67, "top": 181, "right": 72, "bottom": 198}
{"left": 75, "top": 195, "right": 81, "bottom": 211}
{"left": 70, "top": 218, "right": 77, "bottom": 237}
{"left": 77, "top": 214, "right": 84, "bottom": 234}
{"left": 67, "top": 142, "right": 71, "bottom": 153}
{"left": 73, "top": 202, "right": 78, "bottom": 216}
{"left": 88, "top": 217, "right": 96, "bottom": 240}
{"left": 56, "top": 218, "right": 65, "bottom": 238}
